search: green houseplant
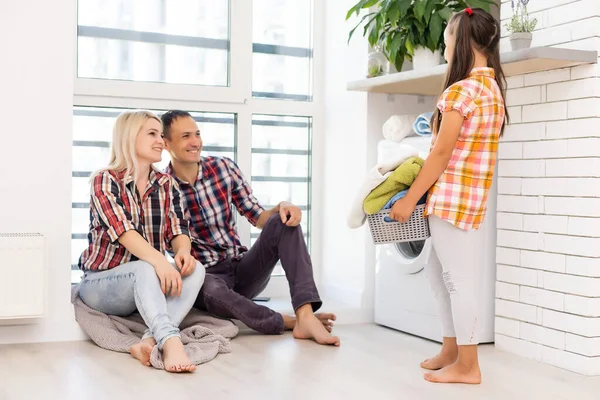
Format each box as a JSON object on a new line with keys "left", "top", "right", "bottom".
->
{"left": 505, "top": 0, "right": 537, "bottom": 51}
{"left": 347, "top": 0, "right": 497, "bottom": 72}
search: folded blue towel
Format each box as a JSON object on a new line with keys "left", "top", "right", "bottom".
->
{"left": 413, "top": 112, "right": 433, "bottom": 136}
{"left": 383, "top": 191, "right": 427, "bottom": 222}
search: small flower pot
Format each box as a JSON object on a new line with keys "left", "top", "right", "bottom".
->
{"left": 412, "top": 47, "right": 442, "bottom": 70}
{"left": 509, "top": 32, "right": 533, "bottom": 51}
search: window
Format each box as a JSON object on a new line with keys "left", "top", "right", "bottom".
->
{"left": 70, "top": 106, "right": 237, "bottom": 283}
{"left": 73, "top": 0, "right": 320, "bottom": 296}
{"left": 77, "top": 0, "right": 230, "bottom": 86}
{"left": 250, "top": 115, "right": 312, "bottom": 275}
{"left": 252, "top": 0, "right": 313, "bottom": 100}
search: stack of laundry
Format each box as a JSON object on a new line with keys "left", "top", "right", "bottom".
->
{"left": 347, "top": 112, "right": 433, "bottom": 229}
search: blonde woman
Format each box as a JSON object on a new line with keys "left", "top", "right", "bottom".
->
{"left": 77, "top": 110, "right": 205, "bottom": 373}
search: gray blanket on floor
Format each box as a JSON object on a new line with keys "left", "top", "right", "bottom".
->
{"left": 71, "top": 286, "right": 238, "bottom": 369}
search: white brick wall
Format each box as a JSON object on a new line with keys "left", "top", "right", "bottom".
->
{"left": 497, "top": 0, "right": 600, "bottom": 376}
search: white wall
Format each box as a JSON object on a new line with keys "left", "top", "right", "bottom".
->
{"left": 495, "top": 0, "right": 600, "bottom": 376}
{"left": 0, "top": 0, "right": 85, "bottom": 343}
{"left": 321, "top": 1, "right": 435, "bottom": 313}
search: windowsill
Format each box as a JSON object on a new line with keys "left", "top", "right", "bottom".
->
{"left": 346, "top": 47, "right": 598, "bottom": 96}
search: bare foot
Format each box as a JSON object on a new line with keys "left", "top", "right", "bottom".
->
{"left": 293, "top": 312, "right": 340, "bottom": 346}
{"left": 424, "top": 361, "right": 481, "bottom": 384}
{"left": 420, "top": 351, "right": 458, "bottom": 370}
{"left": 283, "top": 312, "right": 337, "bottom": 332}
{"left": 129, "top": 337, "right": 155, "bottom": 367}
{"left": 162, "top": 337, "right": 196, "bottom": 373}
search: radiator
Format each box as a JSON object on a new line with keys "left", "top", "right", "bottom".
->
{"left": 0, "top": 233, "right": 45, "bottom": 319}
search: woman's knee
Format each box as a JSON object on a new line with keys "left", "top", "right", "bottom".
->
{"left": 131, "top": 260, "right": 156, "bottom": 277}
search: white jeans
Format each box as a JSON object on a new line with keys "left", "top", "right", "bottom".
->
{"left": 426, "top": 215, "right": 485, "bottom": 345}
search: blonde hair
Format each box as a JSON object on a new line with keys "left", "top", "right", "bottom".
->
{"left": 91, "top": 110, "right": 162, "bottom": 183}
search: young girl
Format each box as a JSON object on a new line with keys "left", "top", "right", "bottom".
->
{"left": 389, "top": 8, "right": 508, "bottom": 384}
{"left": 77, "top": 110, "right": 205, "bottom": 373}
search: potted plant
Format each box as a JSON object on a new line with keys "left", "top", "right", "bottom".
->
{"left": 505, "top": 0, "right": 538, "bottom": 51}
{"left": 347, "top": 0, "right": 497, "bottom": 72}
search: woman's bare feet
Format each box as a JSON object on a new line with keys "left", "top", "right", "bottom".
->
{"left": 130, "top": 337, "right": 156, "bottom": 367}
{"left": 283, "top": 312, "right": 336, "bottom": 332}
{"left": 292, "top": 306, "right": 340, "bottom": 346}
{"left": 162, "top": 336, "right": 196, "bottom": 373}
{"left": 424, "top": 361, "right": 481, "bottom": 384}
{"left": 421, "top": 337, "right": 458, "bottom": 370}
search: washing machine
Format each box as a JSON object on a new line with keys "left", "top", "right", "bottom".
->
{"left": 374, "top": 136, "right": 497, "bottom": 343}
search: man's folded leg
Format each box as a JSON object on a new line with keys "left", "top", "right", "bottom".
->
{"left": 195, "top": 272, "right": 285, "bottom": 335}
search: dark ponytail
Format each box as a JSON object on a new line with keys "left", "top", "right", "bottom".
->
{"left": 431, "top": 8, "right": 509, "bottom": 136}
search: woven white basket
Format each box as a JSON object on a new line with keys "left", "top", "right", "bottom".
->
{"left": 367, "top": 204, "right": 430, "bottom": 244}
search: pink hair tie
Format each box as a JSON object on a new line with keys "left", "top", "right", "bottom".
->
{"left": 465, "top": 8, "right": 473, "bottom": 16}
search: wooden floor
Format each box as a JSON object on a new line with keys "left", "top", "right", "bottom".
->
{"left": 0, "top": 324, "right": 597, "bottom": 400}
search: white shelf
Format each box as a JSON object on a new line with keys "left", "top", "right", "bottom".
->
{"left": 347, "top": 47, "right": 598, "bottom": 96}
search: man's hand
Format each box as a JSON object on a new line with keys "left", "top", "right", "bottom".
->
{"left": 279, "top": 201, "right": 302, "bottom": 227}
{"left": 389, "top": 197, "right": 417, "bottom": 224}
{"left": 174, "top": 251, "right": 197, "bottom": 277}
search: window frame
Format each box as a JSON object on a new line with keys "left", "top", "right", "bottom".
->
{"left": 73, "top": 0, "right": 325, "bottom": 298}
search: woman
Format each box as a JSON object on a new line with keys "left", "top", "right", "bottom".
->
{"left": 390, "top": 8, "right": 508, "bottom": 384}
{"left": 77, "top": 110, "right": 205, "bottom": 373}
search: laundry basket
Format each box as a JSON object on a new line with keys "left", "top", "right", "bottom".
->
{"left": 367, "top": 204, "right": 430, "bottom": 244}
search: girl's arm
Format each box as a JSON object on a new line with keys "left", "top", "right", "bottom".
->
{"left": 389, "top": 110, "right": 464, "bottom": 222}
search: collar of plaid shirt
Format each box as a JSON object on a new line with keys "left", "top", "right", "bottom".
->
{"left": 117, "top": 167, "right": 170, "bottom": 188}
{"left": 469, "top": 67, "right": 495, "bottom": 79}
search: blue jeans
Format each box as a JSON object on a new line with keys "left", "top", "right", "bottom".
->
{"left": 79, "top": 260, "right": 205, "bottom": 350}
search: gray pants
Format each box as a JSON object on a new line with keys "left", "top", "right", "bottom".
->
{"left": 79, "top": 260, "right": 205, "bottom": 349}
{"left": 427, "top": 215, "right": 485, "bottom": 345}
{"left": 195, "top": 214, "right": 322, "bottom": 334}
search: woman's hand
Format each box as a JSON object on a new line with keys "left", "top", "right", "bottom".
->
{"left": 389, "top": 197, "right": 417, "bottom": 223}
{"left": 154, "top": 259, "right": 183, "bottom": 297}
{"left": 174, "top": 251, "right": 197, "bottom": 278}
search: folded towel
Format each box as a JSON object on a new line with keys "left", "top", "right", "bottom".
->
{"left": 347, "top": 149, "right": 418, "bottom": 229}
{"left": 413, "top": 112, "right": 434, "bottom": 136}
{"left": 363, "top": 156, "right": 425, "bottom": 214}
{"left": 382, "top": 114, "right": 418, "bottom": 142}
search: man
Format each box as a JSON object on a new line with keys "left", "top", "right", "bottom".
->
{"left": 161, "top": 110, "right": 339, "bottom": 346}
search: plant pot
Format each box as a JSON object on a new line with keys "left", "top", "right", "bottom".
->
{"left": 412, "top": 47, "right": 442, "bottom": 70}
{"left": 386, "top": 61, "right": 398, "bottom": 74}
{"left": 509, "top": 32, "right": 532, "bottom": 51}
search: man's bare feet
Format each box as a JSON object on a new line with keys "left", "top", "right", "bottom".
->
{"left": 129, "top": 337, "right": 156, "bottom": 367}
{"left": 283, "top": 312, "right": 336, "bottom": 332}
{"left": 420, "top": 351, "right": 458, "bottom": 370}
{"left": 292, "top": 306, "right": 340, "bottom": 346}
{"left": 424, "top": 361, "right": 481, "bottom": 384}
{"left": 162, "top": 336, "right": 196, "bottom": 373}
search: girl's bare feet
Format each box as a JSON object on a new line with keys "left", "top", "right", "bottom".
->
{"left": 424, "top": 361, "right": 481, "bottom": 384}
{"left": 421, "top": 337, "right": 458, "bottom": 370}
{"left": 292, "top": 305, "right": 340, "bottom": 346}
{"left": 129, "top": 337, "right": 156, "bottom": 367}
{"left": 424, "top": 344, "right": 480, "bottom": 384}
{"left": 162, "top": 336, "right": 196, "bottom": 373}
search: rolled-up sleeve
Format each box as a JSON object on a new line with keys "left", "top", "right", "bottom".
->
{"left": 225, "top": 158, "right": 265, "bottom": 226}
{"left": 165, "top": 178, "right": 190, "bottom": 245}
{"left": 90, "top": 171, "right": 136, "bottom": 243}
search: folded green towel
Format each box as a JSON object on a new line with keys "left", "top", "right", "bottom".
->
{"left": 363, "top": 156, "right": 425, "bottom": 214}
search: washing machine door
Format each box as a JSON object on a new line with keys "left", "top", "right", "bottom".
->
{"left": 379, "top": 238, "right": 432, "bottom": 274}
